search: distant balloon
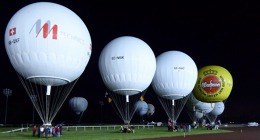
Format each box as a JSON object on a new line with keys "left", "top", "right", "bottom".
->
{"left": 195, "top": 111, "right": 203, "bottom": 119}
{"left": 152, "top": 51, "right": 198, "bottom": 100}
{"left": 99, "top": 36, "right": 156, "bottom": 96}
{"left": 186, "top": 93, "right": 215, "bottom": 114}
{"left": 195, "top": 102, "right": 215, "bottom": 114}
{"left": 5, "top": 2, "right": 92, "bottom": 86}
{"left": 69, "top": 97, "right": 88, "bottom": 115}
{"left": 186, "top": 93, "right": 200, "bottom": 112}
{"left": 146, "top": 104, "right": 155, "bottom": 116}
{"left": 193, "top": 65, "right": 233, "bottom": 103}
{"left": 135, "top": 101, "right": 148, "bottom": 117}
{"left": 210, "top": 102, "right": 225, "bottom": 116}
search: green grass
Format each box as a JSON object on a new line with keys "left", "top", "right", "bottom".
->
{"left": 0, "top": 126, "right": 233, "bottom": 140}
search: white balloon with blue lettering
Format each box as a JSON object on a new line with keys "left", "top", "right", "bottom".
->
{"left": 152, "top": 51, "right": 198, "bottom": 100}
{"left": 99, "top": 36, "right": 156, "bottom": 96}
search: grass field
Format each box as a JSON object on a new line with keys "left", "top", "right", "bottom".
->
{"left": 0, "top": 125, "right": 233, "bottom": 140}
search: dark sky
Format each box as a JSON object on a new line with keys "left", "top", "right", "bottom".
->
{"left": 0, "top": 0, "right": 260, "bottom": 125}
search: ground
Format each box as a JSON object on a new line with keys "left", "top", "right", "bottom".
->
{"left": 141, "top": 127, "right": 260, "bottom": 140}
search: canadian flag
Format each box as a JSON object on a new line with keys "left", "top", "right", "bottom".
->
{"left": 9, "top": 27, "right": 16, "bottom": 36}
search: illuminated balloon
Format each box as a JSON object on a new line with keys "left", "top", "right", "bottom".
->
{"left": 69, "top": 97, "right": 88, "bottom": 115}
{"left": 195, "top": 111, "right": 203, "bottom": 119}
{"left": 146, "top": 104, "right": 155, "bottom": 116}
{"left": 195, "top": 102, "right": 215, "bottom": 114}
{"left": 186, "top": 93, "right": 200, "bottom": 112}
{"left": 99, "top": 36, "right": 156, "bottom": 124}
{"left": 186, "top": 93, "right": 214, "bottom": 114}
{"left": 5, "top": 2, "right": 92, "bottom": 86}
{"left": 99, "top": 36, "right": 156, "bottom": 96}
{"left": 135, "top": 100, "right": 148, "bottom": 117}
{"left": 152, "top": 51, "right": 198, "bottom": 100}
{"left": 193, "top": 65, "right": 233, "bottom": 103}
{"left": 4, "top": 2, "right": 92, "bottom": 126}
{"left": 210, "top": 102, "right": 224, "bottom": 116}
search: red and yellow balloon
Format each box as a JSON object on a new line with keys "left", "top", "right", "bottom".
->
{"left": 193, "top": 65, "right": 233, "bottom": 103}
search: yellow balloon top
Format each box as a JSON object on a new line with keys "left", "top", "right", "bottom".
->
{"left": 193, "top": 65, "right": 233, "bottom": 103}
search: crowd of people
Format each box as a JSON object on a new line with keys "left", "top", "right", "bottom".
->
{"left": 32, "top": 124, "right": 63, "bottom": 138}
{"left": 166, "top": 119, "right": 221, "bottom": 131}
{"left": 167, "top": 120, "right": 191, "bottom": 132}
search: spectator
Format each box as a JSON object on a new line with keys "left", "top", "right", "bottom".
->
{"left": 32, "top": 125, "right": 37, "bottom": 137}
{"left": 44, "top": 127, "right": 50, "bottom": 139}
{"left": 187, "top": 124, "right": 191, "bottom": 132}
{"left": 56, "top": 126, "right": 61, "bottom": 137}
{"left": 52, "top": 126, "right": 56, "bottom": 137}
{"left": 40, "top": 126, "right": 44, "bottom": 138}
{"left": 183, "top": 124, "right": 187, "bottom": 132}
{"left": 48, "top": 127, "right": 52, "bottom": 137}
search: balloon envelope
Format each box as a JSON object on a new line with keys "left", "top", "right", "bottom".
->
{"left": 186, "top": 93, "right": 200, "bottom": 112}
{"left": 69, "top": 97, "right": 88, "bottom": 115}
{"left": 210, "top": 102, "right": 225, "bottom": 116}
{"left": 4, "top": 2, "right": 92, "bottom": 86}
{"left": 195, "top": 102, "right": 215, "bottom": 114}
{"left": 135, "top": 100, "right": 148, "bottom": 116}
{"left": 146, "top": 104, "right": 155, "bottom": 116}
{"left": 195, "top": 111, "right": 204, "bottom": 119}
{"left": 99, "top": 36, "right": 156, "bottom": 96}
{"left": 152, "top": 51, "right": 198, "bottom": 100}
{"left": 193, "top": 65, "right": 233, "bottom": 103}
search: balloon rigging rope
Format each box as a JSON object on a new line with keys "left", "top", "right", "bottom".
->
{"left": 185, "top": 109, "right": 196, "bottom": 122}
{"left": 108, "top": 90, "right": 141, "bottom": 124}
{"left": 48, "top": 78, "right": 79, "bottom": 123}
{"left": 17, "top": 72, "right": 79, "bottom": 125}
{"left": 205, "top": 113, "right": 218, "bottom": 124}
{"left": 78, "top": 110, "right": 85, "bottom": 123}
{"left": 157, "top": 94, "right": 190, "bottom": 122}
{"left": 17, "top": 73, "right": 45, "bottom": 124}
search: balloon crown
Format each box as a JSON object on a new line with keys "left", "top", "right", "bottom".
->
{"left": 203, "top": 69, "right": 218, "bottom": 76}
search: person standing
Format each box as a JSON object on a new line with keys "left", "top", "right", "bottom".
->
{"left": 44, "top": 127, "right": 50, "bottom": 139}
{"left": 39, "top": 126, "right": 44, "bottom": 138}
{"left": 56, "top": 126, "right": 61, "bottom": 137}
{"left": 32, "top": 125, "right": 37, "bottom": 137}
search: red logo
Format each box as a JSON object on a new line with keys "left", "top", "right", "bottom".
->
{"left": 36, "top": 22, "right": 57, "bottom": 39}
{"left": 9, "top": 27, "right": 16, "bottom": 36}
{"left": 201, "top": 75, "right": 221, "bottom": 94}
{"left": 30, "top": 20, "right": 58, "bottom": 40}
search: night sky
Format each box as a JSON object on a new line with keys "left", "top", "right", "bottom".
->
{"left": 0, "top": 0, "right": 260, "bottom": 125}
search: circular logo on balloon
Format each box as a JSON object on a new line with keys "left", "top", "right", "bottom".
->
{"left": 197, "top": 69, "right": 224, "bottom": 98}
{"left": 201, "top": 75, "right": 221, "bottom": 94}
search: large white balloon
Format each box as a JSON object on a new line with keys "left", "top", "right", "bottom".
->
{"left": 5, "top": 2, "right": 92, "bottom": 86}
{"left": 152, "top": 51, "right": 198, "bottom": 100}
{"left": 135, "top": 100, "right": 148, "bottom": 117}
{"left": 210, "top": 102, "right": 225, "bottom": 116}
{"left": 99, "top": 36, "right": 156, "bottom": 96}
